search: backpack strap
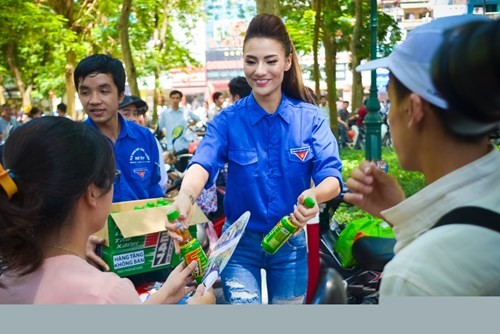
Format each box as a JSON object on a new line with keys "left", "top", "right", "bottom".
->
{"left": 433, "top": 206, "right": 500, "bottom": 233}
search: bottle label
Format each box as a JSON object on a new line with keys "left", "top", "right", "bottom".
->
{"left": 262, "top": 197, "right": 315, "bottom": 254}
{"left": 180, "top": 239, "right": 208, "bottom": 284}
{"left": 262, "top": 217, "right": 298, "bottom": 254}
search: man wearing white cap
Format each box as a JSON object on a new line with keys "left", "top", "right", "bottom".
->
{"left": 344, "top": 15, "right": 500, "bottom": 296}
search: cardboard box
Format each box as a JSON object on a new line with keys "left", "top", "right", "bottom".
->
{"left": 94, "top": 197, "right": 209, "bottom": 278}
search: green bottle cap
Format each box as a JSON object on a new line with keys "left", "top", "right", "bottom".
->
{"left": 146, "top": 202, "right": 155, "bottom": 208}
{"left": 304, "top": 197, "right": 316, "bottom": 208}
{"left": 167, "top": 209, "right": 180, "bottom": 221}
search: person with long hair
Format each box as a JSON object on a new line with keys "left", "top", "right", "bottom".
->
{"left": 346, "top": 16, "right": 500, "bottom": 296}
{"left": 164, "top": 14, "right": 343, "bottom": 304}
{"left": 0, "top": 117, "right": 214, "bottom": 304}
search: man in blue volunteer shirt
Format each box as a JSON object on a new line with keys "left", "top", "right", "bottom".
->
{"left": 75, "top": 54, "right": 167, "bottom": 285}
{"left": 74, "top": 54, "right": 164, "bottom": 203}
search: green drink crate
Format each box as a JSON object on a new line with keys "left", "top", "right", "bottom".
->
{"left": 94, "top": 197, "right": 208, "bottom": 278}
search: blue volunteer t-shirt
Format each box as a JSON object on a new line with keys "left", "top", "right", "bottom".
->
{"left": 190, "top": 93, "right": 343, "bottom": 233}
{"left": 84, "top": 113, "right": 164, "bottom": 202}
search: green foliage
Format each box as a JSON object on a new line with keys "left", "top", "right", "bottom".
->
{"left": 282, "top": 0, "right": 352, "bottom": 53}
{"left": 333, "top": 147, "right": 426, "bottom": 225}
{"left": 122, "top": 0, "right": 203, "bottom": 76}
{"left": 377, "top": 11, "right": 403, "bottom": 57}
{"left": 0, "top": 0, "right": 204, "bottom": 104}
{"left": 0, "top": 1, "right": 73, "bottom": 98}
{"left": 321, "top": 0, "right": 353, "bottom": 52}
{"left": 346, "top": 2, "right": 402, "bottom": 62}
{"left": 285, "top": 9, "right": 316, "bottom": 55}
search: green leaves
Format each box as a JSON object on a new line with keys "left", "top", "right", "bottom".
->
{"left": 0, "top": 0, "right": 205, "bottom": 106}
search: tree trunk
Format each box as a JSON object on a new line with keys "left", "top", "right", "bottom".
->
{"left": 323, "top": 34, "right": 338, "bottom": 138}
{"left": 152, "top": 0, "right": 170, "bottom": 126}
{"left": 256, "top": 0, "right": 280, "bottom": 15}
{"left": 350, "top": 0, "right": 364, "bottom": 111}
{"left": 25, "top": 83, "right": 33, "bottom": 108}
{"left": 119, "top": 0, "right": 140, "bottom": 97}
{"left": 65, "top": 50, "right": 77, "bottom": 120}
{"left": 159, "top": 0, "right": 169, "bottom": 50}
{"left": 47, "top": 0, "right": 79, "bottom": 119}
{"left": 0, "top": 74, "right": 5, "bottom": 106}
{"left": 312, "top": 0, "right": 322, "bottom": 103}
{"left": 6, "top": 43, "right": 30, "bottom": 108}
{"left": 321, "top": 0, "right": 339, "bottom": 137}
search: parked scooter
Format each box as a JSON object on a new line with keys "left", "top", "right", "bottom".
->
{"left": 163, "top": 126, "right": 196, "bottom": 196}
{"left": 309, "top": 190, "right": 396, "bottom": 304}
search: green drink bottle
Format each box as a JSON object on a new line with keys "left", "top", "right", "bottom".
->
{"left": 262, "top": 197, "right": 316, "bottom": 254}
{"left": 167, "top": 209, "right": 208, "bottom": 284}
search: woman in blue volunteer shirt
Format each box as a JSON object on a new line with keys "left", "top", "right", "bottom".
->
{"left": 165, "top": 14, "right": 343, "bottom": 304}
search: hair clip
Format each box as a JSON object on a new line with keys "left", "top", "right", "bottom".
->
{"left": 0, "top": 163, "right": 18, "bottom": 199}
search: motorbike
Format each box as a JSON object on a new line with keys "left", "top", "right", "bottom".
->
{"left": 308, "top": 190, "right": 396, "bottom": 304}
{"left": 163, "top": 124, "right": 207, "bottom": 199}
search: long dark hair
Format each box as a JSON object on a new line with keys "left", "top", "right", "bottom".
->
{"left": 244, "top": 14, "right": 315, "bottom": 104}
{"left": 0, "top": 117, "right": 115, "bottom": 279}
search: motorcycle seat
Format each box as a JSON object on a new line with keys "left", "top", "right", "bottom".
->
{"left": 352, "top": 236, "right": 396, "bottom": 272}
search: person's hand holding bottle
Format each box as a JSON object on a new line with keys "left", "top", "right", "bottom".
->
{"left": 164, "top": 189, "right": 196, "bottom": 253}
{"left": 289, "top": 191, "right": 319, "bottom": 230}
{"left": 164, "top": 164, "right": 209, "bottom": 253}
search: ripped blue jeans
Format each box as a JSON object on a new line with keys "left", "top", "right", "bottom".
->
{"left": 220, "top": 222, "right": 308, "bottom": 304}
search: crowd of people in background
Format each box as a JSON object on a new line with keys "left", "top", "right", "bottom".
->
{"left": 0, "top": 102, "right": 75, "bottom": 144}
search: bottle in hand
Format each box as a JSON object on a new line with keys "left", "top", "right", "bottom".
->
{"left": 261, "top": 197, "right": 316, "bottom": 254}
{"left": 167, "top": 209, "right": 208, "bottom": 284}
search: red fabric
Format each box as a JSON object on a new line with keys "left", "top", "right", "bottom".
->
{"left": 356, "top": 106, "right": 368, "bottom": 127}
{"left": 213, "top": 216, "right": 226, "bottom": 237}
{"left": 306, "top": 223, "right": 320, "bottom": 304}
